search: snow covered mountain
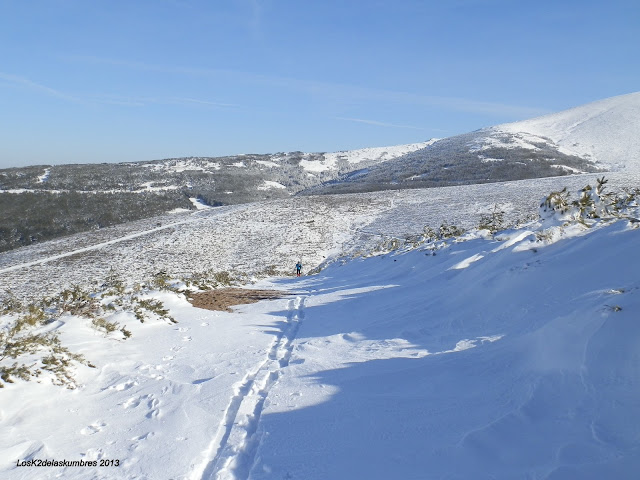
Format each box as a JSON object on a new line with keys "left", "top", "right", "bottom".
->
{"left": 494, "top": 91, "right": 640, "bottom": 171}
{"left": 0, "top": 141, "right": 435, "bottom": 201}
{"left": 0, "top": 142, "right": 433, "bottom": 253}
{"left": 3, "top": 92, "right": 638, "bottom": 254}
{"left": 306, "top": 92, "right": 640, "bottom": 195}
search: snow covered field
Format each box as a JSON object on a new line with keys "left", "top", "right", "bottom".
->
{"left": 2, "top": 171, "right": 638, "bottom": 301}
{"left": 1, "top": 205, "right": 639, "bottom": 479}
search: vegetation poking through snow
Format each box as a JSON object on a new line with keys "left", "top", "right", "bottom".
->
{"left": 539, "top": 177, "right": 639, "bottom": 229}
{"left": 478, "top": 204, "right": 506, "bottom": 234}
{"left": 530, "top": 177, "right": 640, "bottom": 247}
{"left": 541, "top": 177, "right": 639, "bottom": 222}
{"left": 1, "top": 179, "right": 637, "bottom": 389}
{"left": 0, "top": 300, "right": 94, "bottom": 389}
{"left": 325, "top": 179, "right": 638, "bottom": 271}
{"left": 133, "top": 299, "right": 175, "bottom": 324}
{"left": 0, "top": 278, "right": 179, "bottom": 388}
{"left": 179, "top": 269, "right": 246, "bottom": 290}
{"left": 315, "top": 221, "right": 469, "bottom": 272}
{"left": 91, "top": 317, "right": 131, "bottom": 338}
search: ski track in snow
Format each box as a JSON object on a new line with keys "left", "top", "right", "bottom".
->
{"left": 193, "top": 295, "right": 306, "bottom": 480}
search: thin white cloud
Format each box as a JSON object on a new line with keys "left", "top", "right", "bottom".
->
{"left": 336, "top": 117, "right": 427, "bottom": 131}
{"left": 0, "top": 71, "right": 81, "bottom": 103}
{"left": 87, "top": 94, "right": 240, "bottom": 109}
{"left": 61, "top": 55, "right": 548, "bottom": 119}
{"left": 168, "top": 97, "right": 240, "bottom": 108}
{"left": 0, "top": 71, "right": 239, "bottom": 110}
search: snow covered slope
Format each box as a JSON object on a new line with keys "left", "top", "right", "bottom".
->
{"left": 493, "top": 91, "right": 640, "bottom": 171}
{"left": 3, "top": 171, "right": 639, "bottom": 300}
{"left": 1, "top": 214, "right": 639, "bottom": 479}
{"left": 307, "top": 92, "right": 640, "bottom": 195}
{"left": 247, "top": 219, "right": 640, "bottom": 480}
{"left": 298, "top": 140, "right": 437, "bottom": 173}
{"left": 1, "top": 92, "right": 639, "bottom": 480}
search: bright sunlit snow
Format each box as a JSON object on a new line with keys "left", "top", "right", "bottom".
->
{"left": 1, "top": 213, "right": 638, "bottom": 480}
{"left": 299, "top": 140, "right": 437, "bottom": 172}
{"left": 495, "top": 92, "right": 640, "bottom": 171}
{"left": 256, "top": 181, "right": 287, "bottom": 191}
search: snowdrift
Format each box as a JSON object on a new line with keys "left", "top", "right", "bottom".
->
{"left": 248, "top": 219, "right": 640, "bottom": 479}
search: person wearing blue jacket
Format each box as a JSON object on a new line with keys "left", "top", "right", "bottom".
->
{"left": 295, "top": 261, "right": 302, "bottom": 277}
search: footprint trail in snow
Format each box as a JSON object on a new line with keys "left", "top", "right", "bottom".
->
{"left": 192, "top": 295, "right": 306, "bottom": 480}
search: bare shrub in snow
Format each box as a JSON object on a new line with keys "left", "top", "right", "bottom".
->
{"left": 91, "top": 317, "right": 131, "bottom": 338}
{"left": 478, "top": 204, "right": 506, "bottom": 234}
{"left": 57, "top": 285, "right": 100, "bottom": 316}
{"left": 134, "top": 298, "right": 175, "bottom": 324}
{"left": 0, "top": 314, "right": 94, "bottom": 389}
{"left": 439, "top": 223, "right": 465, "bottom": 239}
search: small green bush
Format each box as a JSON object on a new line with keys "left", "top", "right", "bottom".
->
{"left": 439, "top": 223, "right": 465, "bottom": 239}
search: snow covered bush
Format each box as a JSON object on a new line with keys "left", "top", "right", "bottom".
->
{"left": 133, "top": 298, "right": 175, "bottom": 324}
{"left": 540, "top": 177, "right": 639, "bottom": 226}
{"left": 0, "top": 276, "right": 180, "bottom": 388}
{"left": 0, "top": 304, "right": 94, "bottom": 388}
{"left": 477, "top": 204, "right": 506, "bottom": 234}
{"left": 91, "top": 317, "right": 131, "bottom": 338}
{"left": 438, "top": 223, "right": 465, "bottom": 239}
{"left": 540, "top": 187, "right": 571, "bottom": 217}
{"left": 535, "top": 178, "right": 640, "bottom": 245}
{"left": 57, "top": 285, "right": 100, "bottom": 316}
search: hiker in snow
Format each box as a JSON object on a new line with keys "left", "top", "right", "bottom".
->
{"left": 295, "top": 261, "right": 302, "bottom": 277}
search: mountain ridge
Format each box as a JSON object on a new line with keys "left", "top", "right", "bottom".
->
{"left": 304, "top": 92, "right": 640, "bottom": 195}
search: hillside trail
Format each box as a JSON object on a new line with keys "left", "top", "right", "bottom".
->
{"left": 0, "top": 215, "right": 205, "bottom": 275}
{"left": 190, "top": 294, "right": 307, "bottom": 480}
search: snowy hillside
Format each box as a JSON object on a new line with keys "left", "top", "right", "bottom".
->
{"left": 1, "top": 91, "right": 640, "bottom": 479}
{"left": 0, "top": 141, "right": 431, "bottom": 253}
{"left": 298, "top": 141, "right": 437, "bottom": 173}
{"left": 3, "top": 92, "right": 638, "bottom": 254}
{"left": 493, "top": 92, "right": 640, "bottom": 171}
{"left": 1, "top": 188, "right": 639, "bottom": 479}
{"left": 307, "top": 92, "right": 640, "bottom": 195}
{"left": 3, "top": 171, "right": 639, "bottom": 300}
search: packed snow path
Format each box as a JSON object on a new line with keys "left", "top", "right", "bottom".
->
{"left": 193, "top": 296, "right": 306, "bottom": 480}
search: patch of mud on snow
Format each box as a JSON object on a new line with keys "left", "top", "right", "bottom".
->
{"left": 188, "top": 288, "right": 290, "bottom": 312}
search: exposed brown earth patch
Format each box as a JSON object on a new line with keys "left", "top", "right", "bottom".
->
{"left": 187, "top": 288, "right": 290, "bottom": 312}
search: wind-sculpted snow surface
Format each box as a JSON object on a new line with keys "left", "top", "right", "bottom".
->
{"left": 1, "top": 213, "right": 639, "bottom": 479}
{"left": 247, "top": 220, "right": 640, "bottom": 480}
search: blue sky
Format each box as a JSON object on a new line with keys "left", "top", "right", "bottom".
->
{"left": 1, "top": 0, "right": 638, "bottom": 168}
